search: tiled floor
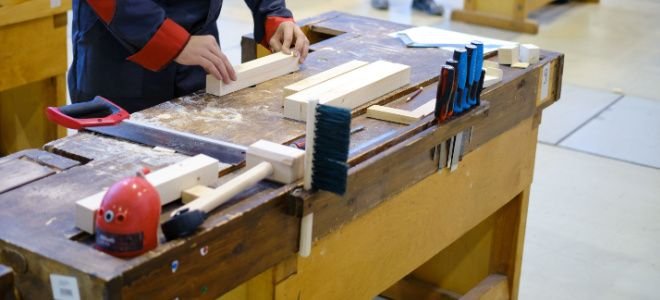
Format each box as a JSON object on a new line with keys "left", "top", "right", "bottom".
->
{"left": 63, "top": 0, "right": 660, "bottom": 298}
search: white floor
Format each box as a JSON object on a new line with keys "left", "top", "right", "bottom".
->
{"left": 65, "top": 0, "right": 660, "bottom": 298}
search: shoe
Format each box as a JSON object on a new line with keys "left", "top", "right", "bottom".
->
{"left": 412, "top": 0, "right": 444, "bottom": 16}
{"left": 371, "top": 0, "right": 389, "bottom": 10}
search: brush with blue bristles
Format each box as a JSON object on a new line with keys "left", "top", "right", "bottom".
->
{"left": 299, "top": 99, "right": 351, "bottom": 257}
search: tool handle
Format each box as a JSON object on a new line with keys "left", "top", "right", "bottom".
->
{"left": 172, "top": 161, "right": 273, "bottom": 215}
{"left": 435, "top": 65, "right": 456, "bottom": 122}
{"left": 45, "top": 96, "right": 129, "bottom": 129}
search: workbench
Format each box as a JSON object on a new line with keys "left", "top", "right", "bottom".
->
{"left": 0, "top": 12, "right": 563, "bottom": 299}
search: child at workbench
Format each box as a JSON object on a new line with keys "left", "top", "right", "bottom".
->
{"left": 69, "top": 0, "right": 310, "bottom": 113}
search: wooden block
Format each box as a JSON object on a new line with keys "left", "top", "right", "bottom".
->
{"left": 181, "top": 185, "right": 215, "bottom": 204}
{"left": 483, "top": 67, "right": 503, "bottom": 88}
{"left": 511, "top": 62, "right": 530, "bottom": 69}
{"left": 367, "top": 105, "right": 423, "bottom": 125}
{"left": 75, "top": 154, "right": 220, "bottom": 233}
{"left": 246, "top": 140, "right": 305, "bottom": 184}
{"left": 519, "top": 44, "right": 540, "bottom": 64}
{"left": 206, "top": 52, "right": 299, "bottom": 96}
{"left": 284, "top": 60, "right": 411, "bottom": 122}
{"left": 411, "top": 99, "right": 437, "bottom": 117}
{"left": 497, "top": 44, "right": 519, "bottom": 65}
{"left": 283, "top": 60, "right": 368, "bottom": 97}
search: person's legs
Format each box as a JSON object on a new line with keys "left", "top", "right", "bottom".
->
{"left": 412, "top": 0, "right": 444, "bottom": 15}
{"left": 370, "top": 0, "right": 389, "bottom": 9}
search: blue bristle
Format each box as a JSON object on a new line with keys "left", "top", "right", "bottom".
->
{"left": 311, "top": 104, "right": 351, "bottom": 195}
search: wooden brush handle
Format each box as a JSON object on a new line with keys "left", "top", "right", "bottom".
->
{"left": 171, "top": 161, "right": 273, "bottom": 216}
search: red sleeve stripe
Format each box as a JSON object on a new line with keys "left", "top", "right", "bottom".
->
{"left": 261, "top": 16, "right": 294, "bottom": 49}
{"left": 86, "top": 0, "right": 116, "bottom": 23}
{"left": 127, "top": 18, "right": 191, "bottom": 72}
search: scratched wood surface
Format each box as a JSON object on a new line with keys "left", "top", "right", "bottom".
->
{"left": 0, "top": 12, "right": 563, "bottom": 299}
{"left": 132, "top": 12, "right": 449, "bottom": 147}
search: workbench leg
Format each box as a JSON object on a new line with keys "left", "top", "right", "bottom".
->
{"left": 491, "top": 188, "right": 530, "bottom": 300}
{"left": 0, "top": 265, "right": 18, "bottom": 300}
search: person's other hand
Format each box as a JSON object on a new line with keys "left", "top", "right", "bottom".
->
{"left": 269, "top": 21, "right": 309, "bottom": 63}
{"left": 175, "top": 35, "right": 237, "bottom": 84}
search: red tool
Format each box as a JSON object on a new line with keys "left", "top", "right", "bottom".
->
{"left": 45, "top": 96, "right": 129, "bottom": 129}
{"left": 435, "top": 65, "right": 456, "bottom": 124}
{"left": 95, "top": 170, "right": 161, "bottom": 258}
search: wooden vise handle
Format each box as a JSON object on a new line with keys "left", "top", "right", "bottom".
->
{"left": 172, "top": 161, "right": 274, "bottom": 216}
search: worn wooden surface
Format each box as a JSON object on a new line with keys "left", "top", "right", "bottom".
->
{"left": 0, "top": 12, "right": 562, "bottom": 299}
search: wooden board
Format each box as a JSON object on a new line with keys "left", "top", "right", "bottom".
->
{"left": 206, "top": 52, "right": 299, "bottom": 96}
{"left": 283, "top": 60, "right": 368, "bottom": 97}
{"left": 0, "top": 159, "right": 54, "bottom": 193}
{"left": 366, "top": 105, "right": 423, "bottom": 125}
{"left": 460, "top": 275, "right": 509, "bottom": 300}
{"left": 284, "top": 60, "right": 411, "bottom": 121}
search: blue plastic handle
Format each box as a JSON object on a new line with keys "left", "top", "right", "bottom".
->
{"left": 453, "top": 49, "right": 468, "bottom": 113}
{"left": 470, "top": 41, "right": 484, "bottom": 106}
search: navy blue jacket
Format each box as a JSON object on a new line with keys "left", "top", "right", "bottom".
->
{"left": 69, "top": 0, "right": 292, "bottom": 112}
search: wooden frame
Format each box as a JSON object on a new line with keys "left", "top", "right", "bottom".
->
{"left": 451, "top": 0, "right": 599, "bottom": 34}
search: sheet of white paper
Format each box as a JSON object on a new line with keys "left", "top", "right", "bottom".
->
{"left": 390, "top": 26, "right": 517, "bottom": 54}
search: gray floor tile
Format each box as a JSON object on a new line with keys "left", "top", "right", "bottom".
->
{"left": 521, "top": 144, "right": 660, "bottom": 300}
{"left": 560, "top": 96, "right": 660, "bottom": 168}
{"left": 539, "top": 84, "right": 621, "bottom": 144}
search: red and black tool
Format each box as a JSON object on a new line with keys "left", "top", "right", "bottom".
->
{"left": 46, "top": 96, "right": 246, "bottom": 165}
{"left": 435, "top": 65, "right": 456, "bottom": 124}
{"left": 95, "top": 170, "right": 161, "bottom": 258}
{"left": 45, "top": 96, "right": 129, "bottom": 130}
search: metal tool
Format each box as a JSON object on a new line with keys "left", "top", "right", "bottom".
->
{"left": 46, "top": 96, "right": 246, "bottom": 165}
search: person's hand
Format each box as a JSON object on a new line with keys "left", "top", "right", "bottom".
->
{"left": 175, "top": 35, "right": 237, "bottom": 84}
{"left": 268, "top": 21, "right": 309, "bottom": 63}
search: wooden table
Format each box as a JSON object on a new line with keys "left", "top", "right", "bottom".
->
{"left": 0, "top": 12, "right": 563, "bottom": 300}
{"left": 0, "top": 0, "right": 70, "bottom": 155}
{"left": 452, "top": 0, "right": 599, "bottom": 34}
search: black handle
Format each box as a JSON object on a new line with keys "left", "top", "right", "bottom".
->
{"left": 59, "top": 97, "right": 114, "bottom": 119}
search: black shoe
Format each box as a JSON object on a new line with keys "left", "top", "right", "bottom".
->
{"left": 371, "top": 0, "right": 389, "bottom": 10}
{"left": 412, "top": 0, "right": 444, "bottom": 16}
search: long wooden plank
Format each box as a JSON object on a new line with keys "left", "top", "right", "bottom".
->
{"left": 206, "top": 52, "right": 299, "bottom": 96}
{"left": 284, "top": 60, "right": 411, "bottom": 122}
{"left": 283, "top": 60, "right": 368, "bottom": 97}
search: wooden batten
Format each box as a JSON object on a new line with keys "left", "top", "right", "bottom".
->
{"left": 283, "top": 60, "right": 368, "bottom": 97}
{"left": 283, "top": 60, "right": 411, "bottom": 122}
{"left": 366, "top": 98, "right": 436, "bottom": 125}
{"left": 206, "top": 52, "right": 299, "bottom": 96}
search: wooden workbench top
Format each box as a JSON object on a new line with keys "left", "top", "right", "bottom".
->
{"left": 0, "top": 11, "right": 563, "bottom": 299}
